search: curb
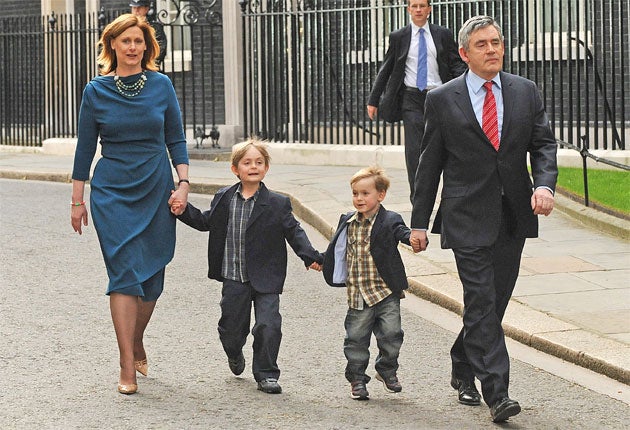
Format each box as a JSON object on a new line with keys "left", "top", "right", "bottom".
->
{"left": 1, "top": 168, "right": 627, "bottom": 385}
{"left": 407, "top": 277, "right": 629, "bottom": 384}
{"left": 554, "top": 193, "right": 630, "bottom": 241}
{"left": 0, "top": 170, "right": 72, "bottom": 183}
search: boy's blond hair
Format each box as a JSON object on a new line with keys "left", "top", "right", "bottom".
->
{"left": 350, "top": 166, "right": 390, "bottom": 193}
{"left": 230, "top": 138, "right": 271, "bottom": 168}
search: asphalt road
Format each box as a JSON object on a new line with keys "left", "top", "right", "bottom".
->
{"left": 0, "top": 179, "right": 628, "bottom": 429}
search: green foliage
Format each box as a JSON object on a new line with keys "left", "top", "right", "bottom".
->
{"left": 556, "top": 167, "right": 630, "bottom": 215}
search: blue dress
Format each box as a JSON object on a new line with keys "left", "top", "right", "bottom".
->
{"left": 72, "top": 71, "right": 189, "bottom": 297}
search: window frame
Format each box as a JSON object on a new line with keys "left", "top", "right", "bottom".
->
{"left": 512, "top": 0, "right": 592, "bottom": 61}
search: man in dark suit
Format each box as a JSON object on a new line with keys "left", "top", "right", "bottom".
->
{"left": 367, "top": 0, "right": 466, "bottom": 199}
{"left": 409, "top": 16, "right": 558, "bottom": 423}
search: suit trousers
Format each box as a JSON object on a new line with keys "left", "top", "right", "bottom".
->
{"left": 218, "top": 279, "right": 282, "bottom": 381}
{"left": 401, "top": 88, "right": 428, "bottom": 200}
{"left": 449, "top": 200, "right": 525, "bottom": 406}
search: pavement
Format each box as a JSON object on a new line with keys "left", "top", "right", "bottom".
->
{"left": 0, "top": 143, "right": 628, "bottom": 388}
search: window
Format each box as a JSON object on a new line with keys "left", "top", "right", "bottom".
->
{"left": 513, "top": 0, "right": 591, "bottom": 61}
{"left": 155, "top": 0, "right": 192, "bottom": 72}
{"left": 347, "top": 0, "right": 397, "bottom": 64}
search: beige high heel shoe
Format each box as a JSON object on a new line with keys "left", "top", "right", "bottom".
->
{"left": 117, "top": 383, "right": 138, "bottom": 395}
{"left": 134, "top": 358, "right": 148, "bottom": 376}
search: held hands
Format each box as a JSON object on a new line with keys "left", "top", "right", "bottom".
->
{"left": 169, "top": 186, "right": 189, "bottom": 216}
{"left": 308, "top": 262, "right": 322, "bottom": 272}
{"left": 410, "top": 230, "right": 429, "bottom": 253}
{"left": 531, "top": 188, "right": 555, "bottom": 216}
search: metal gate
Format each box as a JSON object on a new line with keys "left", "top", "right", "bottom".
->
{"left": 0, "top": 1, "right": 224, "bottom": 146}
{"left": 239, "top": 0, "right": 628, "bottom": 150}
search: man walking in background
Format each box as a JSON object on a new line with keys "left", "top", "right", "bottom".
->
{"left": 130, "top": 0, "right": 167, "bottom": 68}
{"left": 366, "top": 0, "right": 466, "bottom": 199}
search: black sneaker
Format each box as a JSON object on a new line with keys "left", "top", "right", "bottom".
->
{"left": 350, "top": 381, "right": 370, "bottom": 400}
{"left": 375, "top": 372, "right": 402, "bottom": 393}
{"left": 227, "top": 352, "right": 245, "bottom": 376}
{"left": 257, "top": 378, "right": 282, "bottom": 394}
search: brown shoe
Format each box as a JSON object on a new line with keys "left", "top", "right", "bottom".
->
{"left": 350, "top": 381, "right": 369, "bottom": 400}
{"left": 376, "top": 372, "right": 402, "bottom": 393}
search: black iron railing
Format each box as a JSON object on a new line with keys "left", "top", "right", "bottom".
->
{"left": 0, "top": 3, "right": 223, "bottom": 147}
{"left": 240, "top": 0, "right": 628, "bottom": 150}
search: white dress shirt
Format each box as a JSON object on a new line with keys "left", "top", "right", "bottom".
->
{"left": 404, "top": 22, "right": 442, "bottom": 89}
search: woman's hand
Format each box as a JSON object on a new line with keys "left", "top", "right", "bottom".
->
{"left": 71, "top": 205, "right": 89, "bottom": 235}
{"left": 169, "top": 185, "right": 189, "bottom": 215}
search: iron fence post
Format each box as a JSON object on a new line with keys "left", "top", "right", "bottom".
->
{"left": 580, "top": 134, "right": 590, "bottom": 207}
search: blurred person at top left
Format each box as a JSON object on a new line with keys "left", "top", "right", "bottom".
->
{"left": 70, "top": 13, "right": 189, "bottom": 396}
{"left": 130, "top": 0, "right": 167, "bottom": 68}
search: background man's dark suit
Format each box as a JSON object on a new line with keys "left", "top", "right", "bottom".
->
{"left": 367, "top": 23, "right": 466, "bottom": 197}
{"left": 411, "top": 71, "right": 558, "bottom": 408}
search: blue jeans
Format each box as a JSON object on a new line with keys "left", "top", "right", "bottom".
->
{"left": 344, "top": 293, "right": 404, "bottom": 383}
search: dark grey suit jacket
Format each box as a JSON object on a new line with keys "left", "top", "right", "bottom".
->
{"left": 411, "top": 71, "right": 558, "bottom": 248}
{"left": 367, "top": 23, "right": 466, "bottom": 123}
{"left": 178, "top": 182, "right": 322, "bottom": 294}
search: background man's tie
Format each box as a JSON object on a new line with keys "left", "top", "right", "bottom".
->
{"left": 482, "top": 81, "right": 500, "bottom": 151}
{"left": 416, "top": 28, "right": 427, "bottom": 90}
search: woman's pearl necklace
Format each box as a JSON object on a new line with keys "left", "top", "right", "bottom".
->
{"left": 113, "top": 71, "right": 147, "bottom": 98}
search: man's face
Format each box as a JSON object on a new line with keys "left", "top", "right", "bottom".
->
{"left": 407, "top": 0, "right": 431, "bottom": 27}
{"left": 131, "top": 6, "right": 149, "bottom": 17}
{"left": 459, "top": 25, "right": 504, "bottom": 80}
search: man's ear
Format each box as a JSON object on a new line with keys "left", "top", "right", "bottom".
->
{"left": 459, "top": 46, "right": 469, "bottom": 64}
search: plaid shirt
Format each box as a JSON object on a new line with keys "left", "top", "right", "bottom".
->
{"left": 346, "top": 211, "right": 392, "bottom": 310}
{"left": 222, "top": 184, "right": 258, "bottom": 282}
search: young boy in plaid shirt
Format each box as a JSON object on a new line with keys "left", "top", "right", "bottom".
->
{"left": 322, "top": 166, "right": 412, "bottom": 400}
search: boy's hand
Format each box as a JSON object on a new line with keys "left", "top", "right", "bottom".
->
{"left": 410, "top": 230, "right": 429, "bottom": 252}
{"left": 308, "top": 262, "right": 322, "bottom": 272}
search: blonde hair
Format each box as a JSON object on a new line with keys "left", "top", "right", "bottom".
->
{"left": 350, "top": 166, "right": 390, "bottom": 192}
{"left": 231, "top": 138, "right": 271, "bottom": 168}
{"left": 97, "top": 13, "right": 159, "bottom": 75}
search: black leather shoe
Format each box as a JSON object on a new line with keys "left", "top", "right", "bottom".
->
{"left": 491, "top": 397, "right": 521, "bottom": 422}
{"left": 228, "top": 352, "right": 245, "bottom": 376}
{"left": 257, "top": 378, "right": 282, "bottom": 394}
{"left": 450, "top": 376, "right": 481, "bottom": 406}
{"left": 350, "top": 381, "right": 369, "bottom": 400}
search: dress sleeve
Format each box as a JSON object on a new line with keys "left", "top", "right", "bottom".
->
{"left": 163, "top": 77, "right": 189, "bottom": 166}
{"left": 72, "top": 83, "right": 99, "bottom": 181}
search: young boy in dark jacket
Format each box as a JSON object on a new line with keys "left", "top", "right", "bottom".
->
{"left": 176, "top": 139, "right": 322, "bottom": 394}
{"left": 323, "top": 166, "right": 411, "bottom": 400}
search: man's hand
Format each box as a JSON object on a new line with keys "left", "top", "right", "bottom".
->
{"left": 367, "top": 105, "right": 378, "bottom": 121}
{"left": 531, "top": 188, "right": 555, "bottom": 216}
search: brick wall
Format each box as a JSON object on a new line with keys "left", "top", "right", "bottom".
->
{"left": 4, "top": 0, "right": 40, "bottom": 16}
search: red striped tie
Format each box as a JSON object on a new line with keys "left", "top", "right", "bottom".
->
{"left": 482, "top": 81, "right": 500, "bottom": 151}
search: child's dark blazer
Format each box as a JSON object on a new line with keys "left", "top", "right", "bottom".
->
{"left": 322, "top": 205, "right": 411, "bottom": 293}
{"left": 178, "top": 182, "right": 322, "bottom": 294}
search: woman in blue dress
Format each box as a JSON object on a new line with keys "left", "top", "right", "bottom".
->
{"left": 70, "top": 14, "right": 190, "bottom": 395}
